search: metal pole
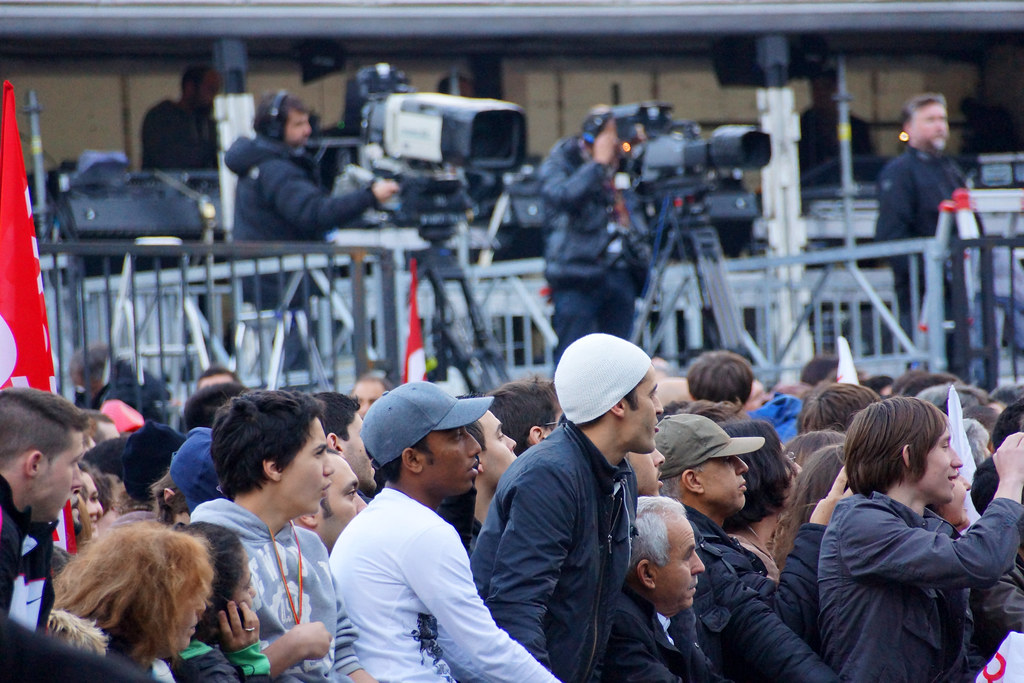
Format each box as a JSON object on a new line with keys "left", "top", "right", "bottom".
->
{"left": 24, "top": 91, "right": 49, "bottom": 239}
{"left": 835, "top": 56, "right": 857, "bottom": 250}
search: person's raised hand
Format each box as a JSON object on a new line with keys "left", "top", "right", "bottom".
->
{"left": 288, "top": 621, "right": 332, "bottom": 661}
{"left": 810, "top": 466, "right": 851, "bottom": 526}
{"left": 218, "top": 600, "right": 260, "bottom": 653}
{"left": 371, "top": 179, "right": 400, "bottom": 204}
{"left": 993, "top": 432, "right": 1024, "bottom": 503}
{"left": 263, "top": 620, "right": 333, "bottom": 677}
{"left": 591, "top": 125, "right": 620, "bottom": 166}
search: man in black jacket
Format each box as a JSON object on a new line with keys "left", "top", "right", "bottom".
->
{"left": 225, "top": 90, "right": 398, "bottom": 242}
{"left": 874, "top": 92, "right": 963, "bottom": 335}
{"left": 540, "top": 107, "right": 646, "bottom": 362}
{"left": 0, "top": 389, "right": 89, "bottom": 630}
{"left": 472, "top": 333, "right": 662, "bottom": 682}
{"left": 602, "top": 496, "right": 726, "bottom": 683}
{"left": 656, "top": 414, "right": 837, "bottom": 681}
{"left": 141, "top": 65, "right": 221, "bottom": 170}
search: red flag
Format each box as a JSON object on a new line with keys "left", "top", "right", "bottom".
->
{"left": 0, "top": 81, "right": 54, "bottom": 393}
{"left": 0, "top": 82, "right": 73, "bottom": 552}
{"left": 403, "top": 258, "right": 426, "bottom": 384}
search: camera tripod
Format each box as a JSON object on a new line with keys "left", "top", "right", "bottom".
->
{"left": 631, "top": 194, "right": 757, "bottom": 362}
{"left": 411, "top": 239, "right": 509, "bottom": 393}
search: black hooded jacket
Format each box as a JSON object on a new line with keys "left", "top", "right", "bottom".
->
{"left": 471, "top": 423, "right": 637, "bottom": 682}
{"left": 672, "top": 515, "right": 837, "bottom": 683}
{"left": 225, "top": 135, "right": 376, "bottom": 241}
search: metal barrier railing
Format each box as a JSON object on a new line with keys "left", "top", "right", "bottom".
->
{"left": 948, "top": 233, "right": 1024, "bottom": 388}
{"left": 464, "top": 237, "right": 943, "bottom": 385}
{"left": 39, "top": 241, "right": 399, "bottom": 427}
{"left": 38, "top": 234, "right": 950, "bottom": 426}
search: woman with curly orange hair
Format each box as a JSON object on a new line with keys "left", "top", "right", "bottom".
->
{"left": 54, "top": 521, "right": 213, "bottom": 674}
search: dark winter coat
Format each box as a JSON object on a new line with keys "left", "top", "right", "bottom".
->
{"left": 539, "top": 136, "right": 645, "bottom": 290}
{"left": 601, "top": 586, "right": 729, "bottom": 683}
{"left": 225, "top": 135, "right": 376, "bottom": 242}
{"left": 819, "top": 493, "right": 1024, "bottom": 682}
{"left": 471, "top": 423, "right": 637, "bottom": 683}
{"left": 874, "top": 147, "right": 967, "bottom": 311}
{"left": 687, "top": 506, "right": 825, "bottom": 651}
{"left": 0, "top": 475, "right": 54, "bottom": 631}
{"left": 678, "top": 510, "right": 836, "bottom": 682}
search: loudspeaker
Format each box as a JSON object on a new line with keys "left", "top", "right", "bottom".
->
{"left": 56, "top": 172, "right": 220, "bottom": 240}
{"left": 259, "top": 90, "right": 289, "bottom": 140}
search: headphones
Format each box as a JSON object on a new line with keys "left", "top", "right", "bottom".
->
{"left": 581, "top": 109, "right": 614, "bottom": 144}
{"left": 258, "top": 90, "right": 289, "bottom": 140}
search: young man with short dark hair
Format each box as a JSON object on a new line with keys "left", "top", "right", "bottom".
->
{"left": 487, "top": 376, "right": 561, "bottom": 456}
{"left": 686, "top": 351, "right": 754, "bottom": 405}
{"left": 330, "top": 382, "right": 557, "bottom": 682}
{"left": 472, "top": 333, "right": 662, "bottom": 682}
{"left": 315, "top": 391, "right": 375, "bottom": 497}
{"left": 295, "top": 452, "right": 365, "bottom": 552}
{"left": 190, "top": 390, "right": 374, "bottom": 683}
{"left": 0, "top": 388, "right": 89, "bottom": 630}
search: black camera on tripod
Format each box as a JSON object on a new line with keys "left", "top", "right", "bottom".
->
{"left": 608, "top": 101, "right": 770, "bottom": 185}
{"left": 608, "top": 101, "right": 771, "bottom": 257}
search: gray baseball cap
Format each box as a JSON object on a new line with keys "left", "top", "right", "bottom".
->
{"left": 656, "top": 413, "right": 764, "bottom": 480}
{"left": 361, "top": 382, "right": 493, "bottom": 467}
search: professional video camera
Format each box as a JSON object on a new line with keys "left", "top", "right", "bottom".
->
{"left": 609, "top": 101, "right": 770, "bottom": 185}
{"left": 347, "top": 64, "right": 526, "bottom": 243}
{"left": 608, "top": 101, "right": 771, "bottom": 257}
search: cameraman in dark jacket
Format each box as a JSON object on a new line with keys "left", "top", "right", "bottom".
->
{"left": 541, "top": 107, "right": 647, "bottom": 362}
{"left": 225, "top": 90, "right": 398, "bottom": 242}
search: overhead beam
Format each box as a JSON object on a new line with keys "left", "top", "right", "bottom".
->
{"left": 3, "top": 2, "right": 1024, "bottom": 38}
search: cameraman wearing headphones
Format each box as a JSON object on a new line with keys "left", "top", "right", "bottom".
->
{"left": 541, "top": 106, "right": 647, "bottom": 362}
{"left": 226, "top": 90, "right": 399, "bottom": 241}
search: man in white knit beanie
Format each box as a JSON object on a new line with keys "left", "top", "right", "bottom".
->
{"left": 471, "top": 333, "right": 663, "bottom": 682}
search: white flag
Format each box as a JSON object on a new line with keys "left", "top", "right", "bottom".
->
{"left": 836, "top": 337, "right": 859, "bottom": 385}
{"left": 948, "top": 385, "right": 981, "bottom": 525}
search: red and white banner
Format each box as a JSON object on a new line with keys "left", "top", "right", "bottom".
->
{"left": 0, "top": 81, "right": 74, "bottom": 552}
{"left": 403, "top": 258, "right": 426, "bottom": 384}
{"left": 0, "top": 81, "right": 54, "bottom": 393}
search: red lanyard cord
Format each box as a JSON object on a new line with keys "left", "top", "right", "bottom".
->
{"left": 271, "top": 521, "right": 303, "bottom": 626}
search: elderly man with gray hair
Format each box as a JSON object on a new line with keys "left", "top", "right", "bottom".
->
{"left": 601, "top": 496, "right": 721, "bottom": 682}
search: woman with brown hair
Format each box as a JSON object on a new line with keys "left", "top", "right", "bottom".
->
{"left": 54, "top": 521, "right": 213, "bottom": 675}
{"left": 772, "top": 443, "right": 845, "bottom": 570}
{"left": 721, "top": 419, "right": 797, "bottom": 583}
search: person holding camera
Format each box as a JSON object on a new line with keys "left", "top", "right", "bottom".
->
{"left": 226, "top": 90, "right": 399, "bottom": 242}
{"left": 540, "top": 106, "right": 647, "bottom": 363}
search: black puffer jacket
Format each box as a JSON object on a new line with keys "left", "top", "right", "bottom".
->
{"left": 686, "top": 507, "right": 826, "bottom": 652}
{"left": 225, "top": 135, "right": 376, "bottom": 241}
{"left": 539, "top": 136, "right": 645, "bottom": 289}
{"left": 672, "top": 523, "right": 838, "bottom": 683}
{"left": 471, "top": 423, "right": 636, "bottom": 683}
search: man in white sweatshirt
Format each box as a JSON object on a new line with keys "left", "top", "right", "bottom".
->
{"left": 330, "top": 382, "right": 559, "bottom": 683}
{"left": 190, "top": 390, "right": 375, "bottom": 683}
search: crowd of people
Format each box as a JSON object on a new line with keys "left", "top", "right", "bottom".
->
{"left": 4, "top": 334, "right": 1024, "bottom": 682}
{"left": 7, "top": 71, "right": 1022, "bottom": 680}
